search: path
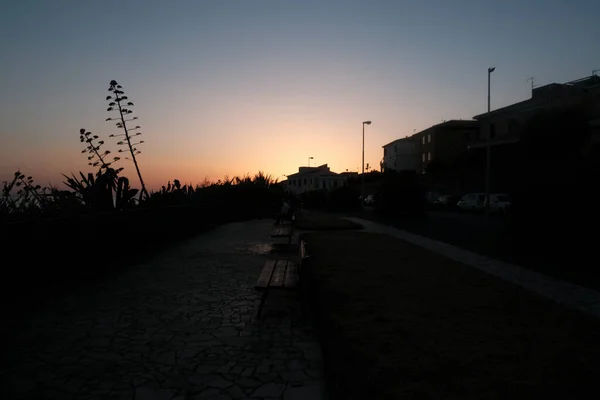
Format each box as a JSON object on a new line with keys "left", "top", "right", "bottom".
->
{"left": 347, "top": 217, "right": 600, "bottom": 319}
{"left": 2, "top": 220, "right": 326, "bottom": 400}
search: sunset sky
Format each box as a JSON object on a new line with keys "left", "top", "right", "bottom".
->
{"left": 1, "top": 0, "right": 598, "bottom": 190}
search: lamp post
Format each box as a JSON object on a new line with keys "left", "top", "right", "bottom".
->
{"left": 484, "top": 67, "right": 495, "bottom": 218}
{"left": 362, "top": 121, "right": 371, "bottom": 204}
{"left": 308, "top": 156, "right": 314, "bottom": 167}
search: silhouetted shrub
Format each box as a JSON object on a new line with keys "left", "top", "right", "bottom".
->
{"left": 299, "top": 189, "right": 328, "bottom": 210}
{"left": 375, "top": 171, "right": 426, "bottom": 216}
{"left": 327, "top": 185, "right": 360, "bottom": 211}
{"left": 510, "top": 107, "right": 599, "bottom": 263}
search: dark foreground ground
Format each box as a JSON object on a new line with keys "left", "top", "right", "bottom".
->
{"left": 1, "top": 220, "right": 326, "bottom": 400}
{"left": 303, "top": 230, "right": 600, "bottom": 400}
{"left": 350, "top": 207, "right": 600, "bottom": 291}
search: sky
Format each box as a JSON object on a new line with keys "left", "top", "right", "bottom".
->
{"left": 1, "top": 0, "right": 598, "bottom": 190}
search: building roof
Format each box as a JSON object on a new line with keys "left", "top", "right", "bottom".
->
{"left": 382, "top": 136, "right": 414, "bottom": 148}
{"left": 285, "top": 164, "right": 344, "bottom": 179}
{"left": 473, "top": 75, "right": 600, "bottom": 120}
{"left": 382, "top": 120, "right": 478, "bottom": 148}
{"left": 472, "top": 98, "right": 535, "bottom": 120}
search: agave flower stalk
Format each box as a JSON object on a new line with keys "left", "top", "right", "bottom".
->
{"left": 79, "top": 128, "right": 122, "bottom": 172}
{"left": 106, "top": 80, "right": 148, "bottom": 201}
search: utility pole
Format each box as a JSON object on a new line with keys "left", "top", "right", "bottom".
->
{"left": 361, "top": 121, "right": 371, "bottom": 205}
{"left": 484, "top": 67, "right": 495, "bottom": 219}
{"left": 527, "top": 77, "right": 537, "bottom": 95}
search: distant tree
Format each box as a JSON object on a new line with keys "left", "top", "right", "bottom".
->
{"left": 106, "top": 80, "right": 149, "bottom": 201}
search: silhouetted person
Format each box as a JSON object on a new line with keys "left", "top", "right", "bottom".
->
{"left": 275, "top": 199, "right": 290, "bottom": 225}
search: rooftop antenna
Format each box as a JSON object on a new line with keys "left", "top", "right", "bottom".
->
{"left": 593, "top": 69, "right": 599, "bottom": 76}
{"left": 527, "top": 77, "right": 538, "bottom": 95}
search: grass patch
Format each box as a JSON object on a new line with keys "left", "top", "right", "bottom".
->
{"left": 295, "top": 211, "right": 363, "bottom": 231}
{"left": 303, "top": 231, "right": 600, "bottom": 399}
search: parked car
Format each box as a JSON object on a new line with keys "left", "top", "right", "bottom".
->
{"left": 433, "top": 194, "right": 461, "bottom": 210}
{"left": 487, "top": 193, "right": 512, "bottom": 213}
{"left": 364, "top": 194, "right": 376, "bottom": 206}
{"left": 457, "top": 193, "right": 486, "bottom": 211}
{"left": 425, "top": 191, "right": 443, "bottom": 205}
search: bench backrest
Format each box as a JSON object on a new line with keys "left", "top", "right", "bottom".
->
{"left": 299, "top": 240, "right": 308, "bottom": 275}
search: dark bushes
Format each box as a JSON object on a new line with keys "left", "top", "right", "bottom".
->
{"left": 374, "top": 171, "right": 426, "bottom": 216}
{"left": 299, "top": 189, "right": 328, "bottom": 210}
{"left": 327, "top": 185, "right": 361, "bottom": 211}
{"left": 510, "top": 107, "right": 599, "bottom": 265}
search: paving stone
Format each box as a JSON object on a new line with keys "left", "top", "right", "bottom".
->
{"left": 189, "top": 374, "right": 232, "bottom": 389}
{"left": 134, "top": 386, "right": 177, "bottom": 400}
{"left": 283, "top": 381, "right": 326, "bottom": 400}
{"left": 226, "top": 384, "right": 247, "bottom": 399}
{"left": 65, "top": 377, "right": 86, "bottom": 392}
{"left": 251, "top": 382, "right": 286, "bottom": 398}
{"left": 256, "top": 365, "right": 270, "bottom": 374}
{"left": 229, "top": 365, "right": 244, "bottom": 375}
{"left": 278, "top": 370, "right": 311, "bottom": 383}
{"left": 4, "top": 221, "right": 324, "bottom": 400}
{"left": 191, "top": 388, "right": 221, "bottom": 399}
{"left": 286, "top": 359, "right": 308, "bottom": 371}
{"left": 196, "top": 364, "right": 219, "bottom": 374}
{"left": 235, "top": 377, "right": 262, "bottom": 388}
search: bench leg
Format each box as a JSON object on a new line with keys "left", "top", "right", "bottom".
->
{"left": 257, "top": 289, "right": 269, "bottom": 318}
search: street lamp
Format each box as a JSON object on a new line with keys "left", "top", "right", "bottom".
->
{"left": 308, "top": 156, "right": 314, "bottom": 167}
{"left": 362, "top": 120, "right": 371, "bottom": 204}
{"left": 484, "top": 67, "right": 495, "bottom": 218}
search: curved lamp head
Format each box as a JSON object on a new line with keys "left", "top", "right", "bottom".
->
{"left": 363, "top": 121, "right": 372, "bottom": 125}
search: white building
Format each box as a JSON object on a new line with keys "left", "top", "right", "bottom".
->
{"left": 381, "top": 136, "right": 418, "bottom": 173}
{"left": 282, "top": 164, "right": 348, "bottom": 194}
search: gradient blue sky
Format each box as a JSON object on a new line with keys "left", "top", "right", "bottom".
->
{"left": 1, "top": 0, "right": 598, "bottom": 189}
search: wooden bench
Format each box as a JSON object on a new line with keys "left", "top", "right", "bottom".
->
{"left": 271, "top": 221, "right": 294, "bottom": 244}
{"left": 255, "top": 240, "right": 308, "bottom": 317}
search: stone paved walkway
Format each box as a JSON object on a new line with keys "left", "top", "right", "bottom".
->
{"left": 347, "top": 217, "right": 600, "bottom": 319}
{"left": 2, "top": 220, "right": 326, "bottom": 400}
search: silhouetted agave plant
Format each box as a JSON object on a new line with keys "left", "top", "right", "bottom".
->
{"left": 106, "top": 80, "right": 148, "bottom": 200}
{"left": 79, "top": 128, "right": 122, "bottom": 172}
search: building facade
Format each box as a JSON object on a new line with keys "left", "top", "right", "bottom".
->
{"left": 472, "top": 74, "right": 600, "bottom": 149}
{"left": 381, "top": 136, "right": 419, "bottom": 173}
{"left": 282, "top": 164, "right": 348, "bottom": 194}
{"left": 412, "top": 120, "right": 480, "bottom": 174}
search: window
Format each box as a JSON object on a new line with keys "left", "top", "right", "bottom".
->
{"left": 490, "top": 123, "right": 496, "bottom": 139}
{"left": 427, "top": 152, "right": 431, "bottom": 161}
{"left": 427, "top": 134, "right": 431, "bottom": 143}
{"left": 422, "top": 136, "right": 425, "bottom": 145}
{"left": 384, "top": 148, "right": 387, "bottom": 156}
{"left": 303, "top": 178, "right": 307, "bottom": 185}
{"left": 334, "top": 181, "right": 338, "bottom": 187}
{"left": 394, "top": 144, "right": 397, "bottom": 152}
{"left": 422, "top": 153, "right": 425, "bottom": 162}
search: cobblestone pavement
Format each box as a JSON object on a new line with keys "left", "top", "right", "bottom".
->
{"left": 2, "top": 220, "right": 327, "bottom": 400}
{"left": 348, "top": 217, "right": 600, "bottom": 319}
